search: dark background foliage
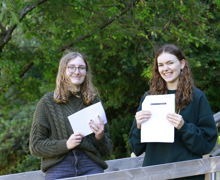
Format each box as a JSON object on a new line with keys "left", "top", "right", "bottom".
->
{"left": 0, "top": 0, "right": 219, "bottom": 174}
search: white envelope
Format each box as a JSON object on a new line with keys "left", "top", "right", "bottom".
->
{"left": 68, "top": 102, "right": 107, "bottom": 136}
{"left": 141, "top": 94, "right": 175, "bottom": 143}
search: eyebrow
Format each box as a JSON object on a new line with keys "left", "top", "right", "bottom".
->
{"left": 67, "top": 65, "right": 86, "bottom": 67}
{"left": 158, "top": 60, "right": 175, "bottom": 64}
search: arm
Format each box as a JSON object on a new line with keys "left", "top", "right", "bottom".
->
{"left": 129, "top": 94, "right": 147, "bottom": 156}
{"left": 29, "top": 97, "right": 69, "bottom": 158}
{"left": 129, "top": 120, "right": 146, "bottom": 156}
{"left": 79, "top": 124, "right": 112, "bottom": 157}
{"left": 178, "top": 93, "right": 217, "bottom": 155}
{"left": 92, "top": 124, "right": 113, "bottom": 156}
{"left": 86, "top": 100, "right": 113, "bottom": 156}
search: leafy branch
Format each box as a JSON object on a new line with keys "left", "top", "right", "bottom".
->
{"left": 21, "top": 0, "right": 140, "bottom": 78}
{"left": 59, "top": 0, "right": 140, "bottom": 51}
{"left": 0, "top": 0, "right": 48, "bottom": 52}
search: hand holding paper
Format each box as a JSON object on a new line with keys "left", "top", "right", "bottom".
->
{"left": 68, "top": 102, "right": 107, "bottom": 136}
{"left": 167, "top": 113, "right": 184, "bottom": 130}
{"left": 135, "top": 110, "right": 152, "bottom": 129}
{"left": 89, "top": 115, "right": 104, "bottom": 140}
{"left": 66, "top": 133, "right": 83, "bottom": 150}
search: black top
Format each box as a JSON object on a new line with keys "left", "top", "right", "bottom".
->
{"left": 129, "top": 88, "right": 217, "bottom": 179}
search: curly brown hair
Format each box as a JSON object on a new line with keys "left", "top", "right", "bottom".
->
{"left": 149, "top": 44, "right": 194, "bottom": 112}
{"left": 54, "top": 51, "right": 98, "bottom": 104}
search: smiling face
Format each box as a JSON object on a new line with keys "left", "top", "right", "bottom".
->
{"left": 157, "top": 52, "right": 185, "bottom": 90}
{"left": 65, "top": 56, "right": 87, "bottom": 87}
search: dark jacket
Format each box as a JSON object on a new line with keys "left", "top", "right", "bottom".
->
{"left": 129, "top": 88, "right": 217, "bottom": 180}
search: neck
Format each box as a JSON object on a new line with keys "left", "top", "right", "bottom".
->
{"left": 167, "top": 80, "right": 178, "bottom": 90}
{"left": 68, "top": 84, "right": 80, "bottom": 93}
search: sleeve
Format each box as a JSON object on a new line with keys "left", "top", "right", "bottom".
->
{"left": 29, "top": 97, "right": 69, "bottom": 158}
{"left": 79, "top": 124, "right": 112, "bottom": 156}
{"left": 92, "top": 98, "right": 113, "bottom": 156}
{"left": 92, "top": 124, "right": 113, "bottom": 156}
{"left": 129, "top": 94, "right": 147, "bottom": 156}
{"left": 178, "top": 93, "right": 218, "bottom": 156}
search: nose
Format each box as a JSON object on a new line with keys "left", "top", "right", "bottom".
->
{"left": 74, "top": 67, "right": 80, "bottom": 74}
{"left": 162, "top": 64, "right": 169, "bottom": 71}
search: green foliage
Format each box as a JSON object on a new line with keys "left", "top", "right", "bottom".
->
{"left": 10, "top": 155, "right": 40, "bottom": 173}
{"left": 0, "top": 102, "right": 40, "bottom": 174}
{"left": 0, "top": 0, "right": 219, "bottom": 175}
{"left": 109, "top": 115, "right": 133, "bottom": 158}
{"left": 218, "top": 134, "right": 220, "bottom": 145}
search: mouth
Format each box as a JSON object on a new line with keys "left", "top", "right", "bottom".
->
{"left": 69, "top": 76, "right": 82, "bottom": 81}
{"left": 71, "top": 75, "right": 81, "bottom": 78}
{"left": 163, "top": 71, "right": 173, "bottom": 77}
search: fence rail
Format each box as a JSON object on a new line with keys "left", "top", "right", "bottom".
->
{"left": 0, "top": 111, "right": 219, "bottom": 180}
{"left": 0, "top": 156, "right": 220, "bottom": 180}
{"left": 66, "top": 156, "right": 220, "bottom": 180}
{"left": 214, "top": 111, "right": 220, "bottom": 127}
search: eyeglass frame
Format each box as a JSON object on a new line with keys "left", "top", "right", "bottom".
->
{"left": 66, "top": 65, "right": 87, "bottom": 73}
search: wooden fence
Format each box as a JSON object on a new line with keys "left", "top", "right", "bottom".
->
{"left": 0, "top": 111, "right": 219, "bottom": 180}
{"left": 65, "top": 156, "right": 220, "bottom": 180}
{"left": 0, "top": 156, "right": 220, "bottom": 180}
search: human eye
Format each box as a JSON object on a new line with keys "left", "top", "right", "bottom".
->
{"left": 79, "top": 66, "right": 86, "bottom": 71}
{"left": 158, "top": 64, "right": 163, "bottom": 67}
{"left": 167, "top": 61, "right": 174, "bottom": 65}
{"left": 67, "top": 65, "right": 76, "bottom": 70}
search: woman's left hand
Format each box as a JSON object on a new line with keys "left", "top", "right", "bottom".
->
{"left": 167, "top": 113, "right": 184, "bottom": 130}
{"left": 89, "top": 115, "right": 104, "bottom": 140}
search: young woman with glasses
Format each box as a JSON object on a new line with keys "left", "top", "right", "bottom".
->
{"left": 29, "top": 51, "right": 112, "bottom": 180}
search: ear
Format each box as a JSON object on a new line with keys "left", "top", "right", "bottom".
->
{"left": 180, "top": 59, "right": 186, "bottom": 70}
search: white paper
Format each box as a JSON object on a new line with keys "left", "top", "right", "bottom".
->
{"left": 141, "top": 94, "right": 175, "bottom": 143}
{"left": 68, "top": 102, "right": 107, "bottom": 136}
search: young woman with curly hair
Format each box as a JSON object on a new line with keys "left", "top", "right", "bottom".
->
{"left": 129, "top": 44, "right": 217, "bottom": 180}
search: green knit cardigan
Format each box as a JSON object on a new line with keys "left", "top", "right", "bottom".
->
{"left": 29, "top": 92, "right": 112, "bottom": 172}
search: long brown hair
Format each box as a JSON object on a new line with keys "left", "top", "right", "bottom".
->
{"left": 54, "top": 51, "right": 98, "bottom": 104}
{"left": 149, "top": 44, "right": 194, "bottom": 111}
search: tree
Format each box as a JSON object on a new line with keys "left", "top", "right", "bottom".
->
{"left": 0, "top": 0, "right": 219, "bottom": 174}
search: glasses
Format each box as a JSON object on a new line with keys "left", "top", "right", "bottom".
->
{"left": 67, "top": 65, "right": 87, "bottom": 73}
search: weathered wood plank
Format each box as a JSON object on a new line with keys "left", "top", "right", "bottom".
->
{"left": 0, "top": 171, "right": 45, "bottom": 180}
{"left": 61, "top": 156, "right": 220, "bottom": 180}
{"left": 214, "top": 111, "right": 220, "bottom": 127}
{"left": 105, "top": 156, "right": 144, "bottom": 172}
{"left": 0, "top": 156, "right": 144, "bottom": 180}
{"left": 0, "top": 154, "right": 220, "bottom": 180}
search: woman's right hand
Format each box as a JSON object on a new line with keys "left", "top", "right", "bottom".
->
{"left": 66, "top": 133, "right": 84, "bottom": 150}
{"left": 135, "top": 110, "right": 152, "bottom": 129}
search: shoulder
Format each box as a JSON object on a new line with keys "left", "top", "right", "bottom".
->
{"left": 41, "top": 92, "right": 54, "bottom": 101}
{"left": 136, "top": 91, "right": 148, "bottom": 107}
{"left": 191, "top": 87, "right": 212, "bottom": 112}
{"left": 92, "top": 96, "right": 101, "bottom": 104}
{"left": 34, "top": 92, "right": 54, "bottom": 115}
{"left": 141, "top": 91, "right": 148, "bottom": 101}
{"left": 192, "top": 87, "right": 206, "bottom": 100}
{"left": 37, "top": 92, "right": 55, "bottom": 106}
{"left": 192, "top": 87, "right": 204, "bottom": 95}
